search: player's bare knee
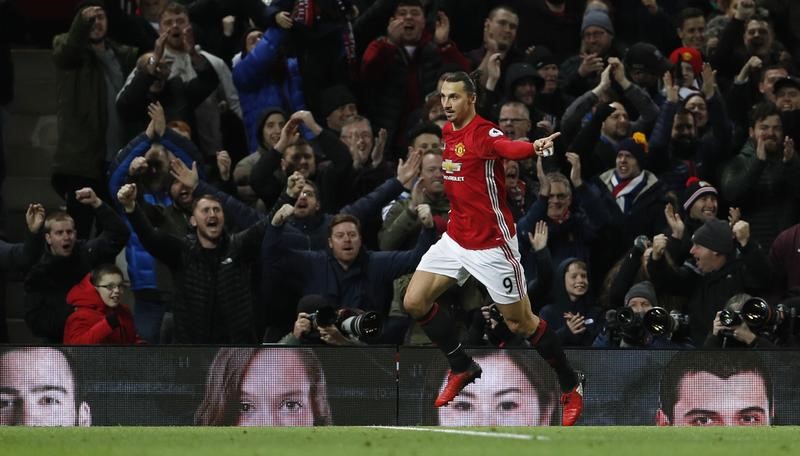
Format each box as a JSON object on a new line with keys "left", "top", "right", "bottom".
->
{"left": 402, "top": 293, "right": 429, "bottom": 319}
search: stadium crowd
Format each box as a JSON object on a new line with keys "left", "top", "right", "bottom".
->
{"left": 1, "top": 0, "right": 799, "bottom": 349}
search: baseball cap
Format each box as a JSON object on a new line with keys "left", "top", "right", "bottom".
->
{"left": 773, "top": 75, "right": 800, "bottom": 94}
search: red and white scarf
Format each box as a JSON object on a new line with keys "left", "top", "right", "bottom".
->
{"left": 610, "top": 172, "right": 645, "bottom": 213}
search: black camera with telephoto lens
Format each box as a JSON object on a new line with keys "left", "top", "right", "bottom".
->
{"left": 719, "top": 308, "right": 742, "bottom": 326}
{"left": 720, "top": 297, "right": 785, "bottom": 338}
{"left": 604, "top": 307, "right": 647, "bottom": 345}
{"left": 605, "top": 306, "right": 689, "bottom": 345}
{"left": 308, "top": 305, "right": 337, "bottom": 328}
{"left": 718, "top": 308, "right": 743, "bottom": 337}
{"left": 337, "top": 308, "right": 383, "bottom": 340}
{"left": 307, "top": 305, "right": 383, "bottom": 342}
{"left": 643, "top": 307, "right": 690, "bottom": 336}
{"left": 740, "top": 297, "right": 782, "bottom": 330}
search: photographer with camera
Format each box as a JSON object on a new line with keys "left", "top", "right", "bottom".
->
{"left": 279, "top": 295, "right": 380, "bottom": 346}
{"left": 264, "top": 203, "right": 437, "bottom": 344}
{"left": 593, "top": 281, "right": 689, "bottom": 348}
{"left": 647, "top": 217, "right": 770, "bottom": 346}
{"left": 705, "top": 293, "right": 781, "bottom": 348}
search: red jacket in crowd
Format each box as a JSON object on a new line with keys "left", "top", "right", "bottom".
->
{"left": 63, "top": 274, "right": 144, "bottom": 345}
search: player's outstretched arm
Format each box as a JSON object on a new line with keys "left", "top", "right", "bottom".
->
{"left": 492, "top": 132, "right": 561, "bottom": 160}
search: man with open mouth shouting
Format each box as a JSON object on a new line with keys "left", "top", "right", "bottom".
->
{"left": 118, "top": 174, "right": 268, "bottom": 344}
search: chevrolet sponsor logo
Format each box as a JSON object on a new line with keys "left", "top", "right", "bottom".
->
{"left": 442, "top": 159, "right": 462, "bottom": 174}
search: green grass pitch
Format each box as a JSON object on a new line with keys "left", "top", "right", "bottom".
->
{"left": 2, "top": 426, "right": 799, "bottom": 456}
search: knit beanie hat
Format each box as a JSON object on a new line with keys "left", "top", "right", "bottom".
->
{"left": 692, "top": 218, "right": 734, "bottom": 255}
{"left": 615, "top": 132, "right": 648, "bottom": 168}
{"left": 625, "top": 281, "right": 657, "bottom": 307}
{"left": 320, "top": 85, "right": 356, "bottom": 119}
{"left": 682, "top": 177, "right": 718, "bottom": 211}
{"left": 581, "top": 10, "right": 614, "bottom": 35}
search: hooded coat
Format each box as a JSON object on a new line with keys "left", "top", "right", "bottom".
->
{"left": 538, "top": 257, "right": 604, "bottom": 346}
{"left": 64, "top": 273, "right": 141, "bottom": 345}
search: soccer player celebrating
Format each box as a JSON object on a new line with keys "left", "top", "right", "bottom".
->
{"left": 403, "top": 71, "right": 583, "bottom": 426}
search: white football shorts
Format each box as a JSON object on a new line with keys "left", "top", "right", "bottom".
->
{"left": 416, "top": 232, "right": 527, "bottom": 304}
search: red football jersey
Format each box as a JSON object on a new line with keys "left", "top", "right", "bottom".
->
{"left": 441, "top": 115, "right": 517, "bottom": 249}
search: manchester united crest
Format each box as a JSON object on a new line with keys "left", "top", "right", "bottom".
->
{"left": 454, "top": 142, "right": 466, "bottom": 157}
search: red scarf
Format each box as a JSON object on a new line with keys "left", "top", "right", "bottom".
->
{"left": 611, "top": 178, "right": 632, "bottom": 198}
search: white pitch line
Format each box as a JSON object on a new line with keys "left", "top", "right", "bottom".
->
{"left": 370, "top": 426, "right": 549, "bottom": 441}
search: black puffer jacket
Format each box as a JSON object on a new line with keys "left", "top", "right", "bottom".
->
{"left": 128, "top": 206, "right": 267, "bottom": 343}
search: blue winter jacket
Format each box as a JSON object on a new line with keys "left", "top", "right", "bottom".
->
{"left": 233, "top": 27, "right": 305, "bottom": 151}
{"left": 107, "top": 130, "right": 201, "bottom": 291}
{"left": 262, "top": 223, "right": 435, "bottom": 314}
